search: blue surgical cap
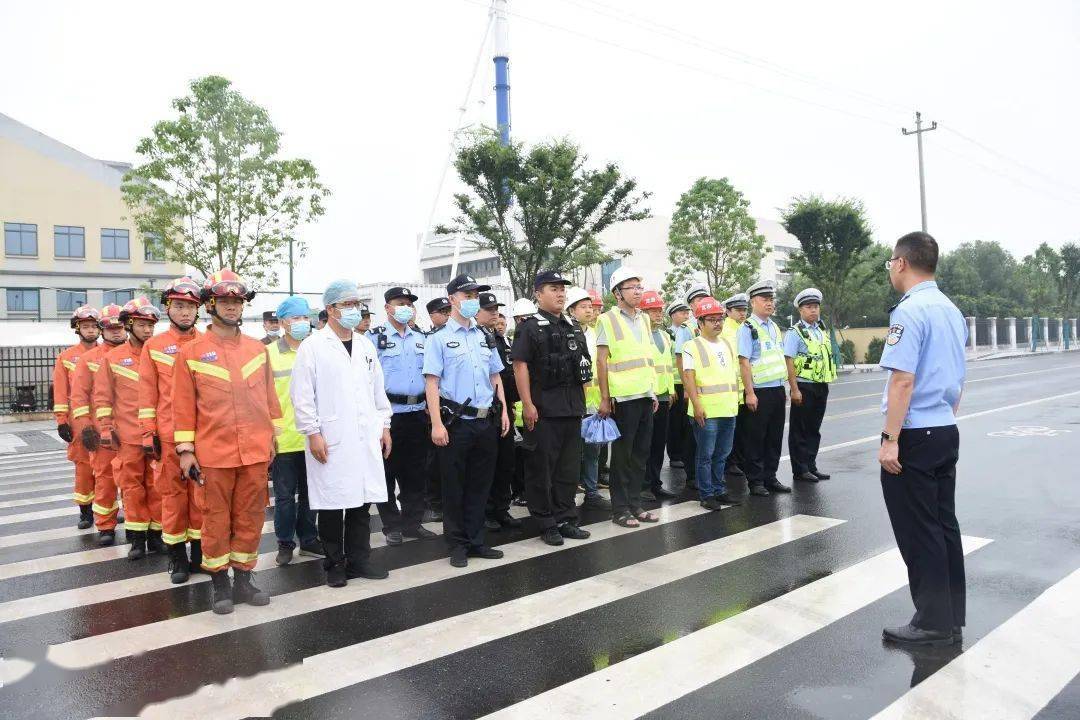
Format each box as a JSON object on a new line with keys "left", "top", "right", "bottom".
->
{"left": 323, "top": 279, "right": 360, "bottom": 307}
{"left": 276, "top": 295, "right": 311, "bottom": 320}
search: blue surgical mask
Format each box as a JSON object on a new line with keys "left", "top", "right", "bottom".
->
{"left": 459, "top": 299, "right": 481, "bottom": 318}
{"left": 287, "top": 319, "right": 311, "bottom": 340}
{"left": 393, "top": 306, "right": 415, "bottom": 324}
{"left": 338, "top": 308, "right": 362, "bottom": 329}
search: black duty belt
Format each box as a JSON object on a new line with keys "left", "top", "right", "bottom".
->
{"left": 440, "top": 396, "right": 491, "bottom": 418}
{"left": 386, "top": 392, "right": 424, "bottom": 405}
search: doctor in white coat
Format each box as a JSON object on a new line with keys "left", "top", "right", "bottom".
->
{"left": 291, "top": 279, "right": 393, "bottom": 587}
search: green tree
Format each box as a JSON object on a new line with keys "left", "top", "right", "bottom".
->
{"left": 122, "top": 75, "right": 329, "bottom": 288}
{"left": 780, "top": 195, "right": 874, "bottom": 327}
{"left": 937, "top": 240, "right": 1023, "bottom": 317}
{"left": 1018, "top": 242, "right": 1062, "bottom": 314}
{"left": 660, "top": 177, "right": 765, "bottom": 300}
{"left": 440, "top": 129, "right": 648, "bottom": 298}
{"left": 1056, "top": 242, "right": 1080, "bottom": 315}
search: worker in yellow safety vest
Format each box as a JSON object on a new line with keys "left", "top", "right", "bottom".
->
{"left": 672, "top": 282, "right": 715, "bottom": 490}
{"left": 640, "top": 290, "right": 679, "bottom": 501}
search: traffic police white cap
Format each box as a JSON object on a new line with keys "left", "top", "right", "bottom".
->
{"left": 794, "top": 287, "right": 823, "bottom": 308}
{"left": 684, "top": 282, "right": 709, "bottom": 305}
{"left": 723, "top": 293, "right": 750, "bottom": 310}
{"left": 745, "top": 279, "right": 776, "bottom": 298}
{"left": 665, "top": 299, "right": 690, "bottom": 317}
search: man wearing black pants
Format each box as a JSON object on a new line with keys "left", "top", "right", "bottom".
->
{"left": 480, "top": 296, "right": 523, "bottom": 532}
{"left": 317, "top": 505, "right": 376, "bottom": 587}
{"left": 513, "top": 270, "right": 591, "bottom": 545}
{"left": 784, "top": 288, "right": 837, "bottom": 484}
{"left": 877, "top": 231, "right": 968, "bottom": 646}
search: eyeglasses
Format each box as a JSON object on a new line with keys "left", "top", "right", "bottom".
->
{"left": 335, "top": 300, "right": 362, "bottom": 310}
{"left": 885, "top": 256, "right": 901, "bottom": 271}
{"left": 619, "top": 284, "right": 644, "bottom": 292}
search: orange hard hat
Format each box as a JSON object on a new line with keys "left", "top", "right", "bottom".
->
{"left": 640, "top": 290, "right": 664, "bottom": 310}
{"left": 99, "top": 304, "right": 125, "bottom": 328}
{"left": 693, "top": 296, "right": 725, "bottom": 319}
{"left": 69, "top": 305, "right": 101, "bottom": 329}
{"left": 162, "top": 276, "right": 201, "bottom": 304}
{"left": 587, "top": 288, "right": 603, "bottom": 307}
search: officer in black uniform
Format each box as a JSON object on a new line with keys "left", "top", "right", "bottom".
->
{"left": 422, "top": 295, "right": 452, "bottom": 521}
{"left": 512, "top": 270, "right": 592, "bottom": 546}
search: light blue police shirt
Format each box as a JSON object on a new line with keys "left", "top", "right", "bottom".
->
{"left": 879, "top": 280, "right": 967, "bottom": 429}
{"left": 783, "top": 321, "right": 825, "bottom": 358}
{"left": 370, "top": 324, "right": 426, "bottom": 414}
{"left": 673, "top": 322, "right": 695, "bottom": 354}
{"left": 422, "top": 316, "right": 504, "bottom": 416}
{"left": 736, "top": 314, "right": 784, "bottom": 388}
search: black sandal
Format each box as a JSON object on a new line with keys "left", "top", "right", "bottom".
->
{"left": 612, "top": 513, "right": 640, "bottom": 528}
{"left": 633, "top": 510, "right": 659, "bottom": 523}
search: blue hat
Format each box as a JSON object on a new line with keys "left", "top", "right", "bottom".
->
{"left": 323, "top": 279, "right": 360, "bottom": 307}
{"left": 276, "top": 295, "right": 311, "bottom": 320}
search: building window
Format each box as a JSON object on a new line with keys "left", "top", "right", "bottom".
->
{"left": 143, "top": 231, "right": 165, "bottom": 261}
{"left": 103, "top": 289, "right": 134, "bottom": 306}
{"left": 54, "top": 226, "right": 86, "bottom": 258}
{"left": 101, "top": 228, "right": 130, "bottom": 260}
{"left": 423, "top": 265, "right": 452, "bottom": 285}
{"left": 6, "top": 288, "right": 40, "bottom": 312}
{"left": 4, "top": 223, "right": 38, "bottom": 256}
{"left": 460, "top": 257, "right": 501, "bottom": 278}
{"left": 57, "top": 289, "right": 88, "bottom": 313}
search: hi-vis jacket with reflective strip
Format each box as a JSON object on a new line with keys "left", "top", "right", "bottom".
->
{"left": 266, "top": 337, "right": 305, "bottom": 454}
{"left": 746, "top": 316, "right": 787, "bottom": 385}
{"left": 792, "top": 322, "right": 838, "bottom": 384}
{"left": 93, "top": 340, "right": 146, "bottom": 445}
{"left": 597, "top": 308, "right": 656, "bottom": 398}
{"left": 52, "top": 342, "right": 95, "bottom": 424}
{"left": 651, "top": 328, "right": 675, "bottom": 396}
{"left": 685, "top": 336, "right": 739, "bottom": 418}
{"left": 138, "top": 326, "right": 200, "bottom": 444}
{"left": 582, "top": 325, "right": 601, "bottom": 412}
{"left": 721, "top": 316, "right": 745, "bottom": 403}
{"left": 172, "top": 330, "right": 281, "bottom": 469}
{"left": 69, "top": 344, "right": 110, "bottom": 433}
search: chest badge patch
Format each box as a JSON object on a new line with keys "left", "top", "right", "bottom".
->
{"left": 200, "top": 351, "right": 218, "bottom": 362}
{"left": 446, "top": 341, "right": 461, "bottom": 349}
{"left": 415, "top": 342, "right": 424, "bottom": 350}
{"left": 120, "top": 357, "right": 134, "bottom": 366}
{"left": 886, "top": 324, "right": 905, "bottom": 346}
{"left": 164, "top": 344, "right": 179, "bottom": 355}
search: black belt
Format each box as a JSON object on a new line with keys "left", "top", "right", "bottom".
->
{"left": 386, "top": 392, "right": 424, "bottom": 405}
{"left": 440, "top": 396, "right": 491, "bottom": 418}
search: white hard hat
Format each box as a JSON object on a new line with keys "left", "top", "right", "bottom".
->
{"left": 608, "top": 266, "right": 642, "bottom": 294}
{"left": 511, "top": 298, "right": 537, "bottom": 318}
{"left": 565, "top": 286, "right": 591, "bottom": 310}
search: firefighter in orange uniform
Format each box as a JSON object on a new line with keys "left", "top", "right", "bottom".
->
{"left": 70, "top": 304, "right": 127, "bottom": 545}
{"left": 139, "top": 277, "right": 203, "bottom": 583}
{"left": 53, "top": 306, "right": 101, "bottom": 528}
{"left": 94, "top": 298, "right": 165, "bottom": 559}
{"left": 172, "top": 270, "right": 282, "bottom": 615}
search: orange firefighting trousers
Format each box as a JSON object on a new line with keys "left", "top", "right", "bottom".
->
{"left": 155, "top": 441, "right": 203, "bottom": 545}
{"left": 91, "top": 447, "right": 119, "bottom": 531}
{"left": 194, "top": 463, "right": 268, "bottom": 573}
{"left": 112, "top": 443, "right": 162, "bottom": 533}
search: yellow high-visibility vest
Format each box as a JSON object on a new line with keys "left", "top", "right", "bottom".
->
{"left": 793, "top": 323, "right": 838, "bottom": 383}
{"left": 686, "top": 336, "right": 739, "bottom": 418}
{"left": 651, "top": 328, "right": 675, "bottom": 396}
{"left": 267, "top": 339, "right": 305, "bottom": 453}
{"left": 721, "top": 316, "right": 745, "bottom": 403}
{"left": 597, "top": 309, "right": 656, "bottom": 398}
{"left": 746, "top": 316, "right": 787, "bottom": 385}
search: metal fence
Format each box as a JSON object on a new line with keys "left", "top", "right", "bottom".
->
{"left": 974, "top": 318, "right": 991, "bottom": 346}
{"left": 1016, "top": 320, "right": 1030, "bottom": 346}
{"left": 0, "top": 345, "right": 64, "bottom": 413}
{"left": 1048, "top": 319, "right": 1061, "bottom": 344}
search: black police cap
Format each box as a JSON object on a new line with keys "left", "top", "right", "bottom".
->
{"left": 426, "top": 297, "right": 452, "bottom": 314}
{"left": 534, "top": 269, "right": 573, "bottom": 289}
{"left": 262, "top": 311, "right": 277, "bottom": 322}
{"left": 446, "top": 274, "right": 491, "bottom": 295}
{"left": 479, "top": 291, "right": 504, "bottom": 309}
{"left": 384, "top": 286, "right": 419, "bottom": 303}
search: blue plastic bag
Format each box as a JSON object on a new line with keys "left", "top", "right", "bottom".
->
{"left": 581, "top": 413, "right": 620, "bottom": 444}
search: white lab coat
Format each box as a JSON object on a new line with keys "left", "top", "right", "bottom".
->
{"left": 289, "top": 326, "right": 392, "bottom": 509}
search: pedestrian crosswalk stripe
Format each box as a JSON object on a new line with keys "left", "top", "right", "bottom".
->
{"left": 0, "top": 506, "right": 82, "bottom": 526}
{"left": 870, "top": 566, "right": 1080, "bottom": 720}
{"left": 0, "top": 473, "right": 74, "bottom": 488}
{"left": 479, "top": 535, "right": 992, "bottom": 720}
{"left": 0, "top": 492, "right": 75, "bottom": 509}
{"left": 0, "top": 466, "right": 74, "bottom": 482}
{"left": 0, "top": 481, "right": 71, "bottom": 496}
{"left": 0, "top": 524, "right": 96, "bottom": 549}
{"left": 140, "top": 514, "right": 843, "bottom": 719}
{"left": 47, "top": 501, "right": 711, "bottom": 671}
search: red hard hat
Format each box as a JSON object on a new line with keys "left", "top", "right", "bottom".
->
{"left": 120, "top": 296, "right": 162, "bottom": 324}
{"left": 99, "top": 304, "right": 124, "bottom": 328}
{"left": 641, "top": 290, "right": 664, "bottom": 310}
{"left": 162, "top": 276, "right": 201, "bottom": 304}
{"left": 202, "top": 269, "right": 254, "bottom": 302}
{"left": 693, "top": 296, "right": 725, "bottom": 319}
{"left": 587, "top": 288, "right": 603, "bottom": 307}
{"left": 69, "top": 305, "right": 101, "bottom": 329}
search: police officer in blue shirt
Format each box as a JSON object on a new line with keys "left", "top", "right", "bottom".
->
{"left": 369, "top": 286, "right": 439, "bottom": 546}
{"left": 878, "top": 231, "right": 968, "bottom": 647}
{"left": 672, "top": 282, "right": 710, "bottom": 488}
{"left": 737, "top": 279, "right": 799, "bottom": 496}
{"left": 426, "top": 296, "right": 452, "bottom": 335}
{"left": 423, "top": 274, "right": 511, "bottom": 568}
{"left": 783, "top": 288, "right": 837, "bottom": 484}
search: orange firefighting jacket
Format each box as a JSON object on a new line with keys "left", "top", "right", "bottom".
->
{"left": 52, "top": 342, "right": 96, "bottom": 423}
{"left": 172, "top": 329, "right": 281, "bottom": 468}
{"left": 138, "top": 326, "right": 200, "bottom": 444}
{"left": 93, "top": 340, "right": 147, "bottom": 445}
{"left": 69, "top": 344, "right": 111, "bottom": 433}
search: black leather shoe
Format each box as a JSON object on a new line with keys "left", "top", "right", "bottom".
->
{"left": 384, "top": 530, "right": 404, "bottom": 546}
{"left": 497, "top": 512, "right": 523, "bottom": 529}
{"left": 765, "top": 481, "right": 792, "bottom": 493}
{"left": 748, "top": 485, "right": 770, "bottom": 497}
{"left": 326, "top": 562, "right": 347, "bottom": 587}
{"left": 484, "top": 518, "right": 501, "bottom": 531}
{"left": 812, "top": 470, "right": 831, "bottom": 480}
{"left": 541, "top": 527, "right": 564, "bottom": 545}
{"left": 717, "top": 493, "right": 742, "bottom": 505}
{"left": 700, "top": 497, "right": 724, "bottom": 511}
{"left": 449, "top": 547, "right": 468, "bottom": 567}
{"left": 653, "top": 487, "right": 679, "bottom": 499}
{"left": 558, "top": 522, "right": 590, "bottom": 540}
{"left": 402, "top": 525, "right": 438, "bottom": 539}
{"left": 882, "top": 623, "right": 954, "bottom": 647}
{"left": 794, "top": 472, "right": 820, "bottom": 483}
{"left": 347, "top": 559, "right": 389, "bottom": 580}
{"left": 467, "top": 545, "right": 504, "bottom": 559}
{"left": 725, "top": 464, "right": 745, "bottom": 478}
{"left": 424, "top": 508, "right": 443, "bottom": 523}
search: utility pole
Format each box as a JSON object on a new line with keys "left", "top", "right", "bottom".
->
{"left": 287, "top": 238, "right": 294, "bottom": 295}
{"left": 901, "top": 111, "right": 937, "bottom": 232}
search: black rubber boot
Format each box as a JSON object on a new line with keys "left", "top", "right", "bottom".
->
{"left": 146, "top": 528, "right": 167, "bottom": 554}
{"left": 232, "top": 569, "right": 270, "bottom": 606}
{"left": 77, "top": 504, "right": 93, "bottom": 529}
{"left": 167, "top": 543, "right": 190, "bottom": 584}
{"left": 98, "top": 529, "right": 116, "bottom": 546}
{"left": 210, "top": 571, "right": 233, "bottom": 615}
{"left": 127, "top": 530, "right": 146, "bottom": 560}
{"left": 188, "top": 539, "right": 205, "bottom": 573}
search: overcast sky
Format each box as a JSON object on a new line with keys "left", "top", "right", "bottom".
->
{"left": 2, "top": 0, "right": 1077, "bottom": 294}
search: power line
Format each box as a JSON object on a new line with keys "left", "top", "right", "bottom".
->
{"left": 940, "top": 125, "right": 1080, "bottom": 199}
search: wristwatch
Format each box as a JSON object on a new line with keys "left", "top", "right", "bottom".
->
{"left": 881, "top": 431, "right": 896, "bottom": 442}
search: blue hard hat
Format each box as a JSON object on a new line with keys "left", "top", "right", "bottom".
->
{"left": 276, "top": 295, "right": 311, "bottom": 320}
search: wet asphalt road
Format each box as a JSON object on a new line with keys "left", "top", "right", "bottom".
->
{"left": 0, "top": 352, "right": 1077, "bottom": 719}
